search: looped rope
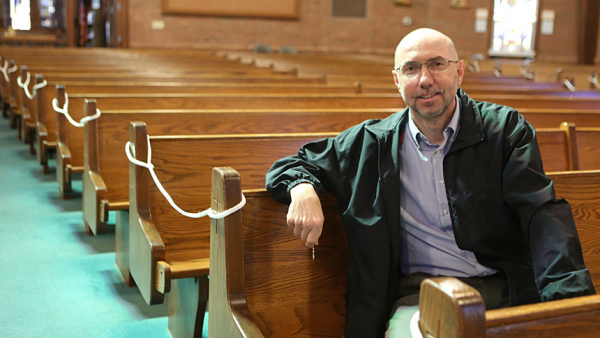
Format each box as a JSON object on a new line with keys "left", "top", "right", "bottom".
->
{"left": 589, "top": 74, "right": 600, "bottom": 90}
{"left": 7, "top": 64, "right": 18, "bottom": 74}
{"left": 125, "top": 138, "right": 246, "bottom": 219}
{"left": 0, "top": 61, "right": 9, "bottom": 82}
{"left": 52, "top": 92, "right": 101, "bottom": 127}
{"left": 17, "top": 72, "right": 46, "bottom": 99}
{"left": 563, "top": 79, "right": 576, "bottom": 92}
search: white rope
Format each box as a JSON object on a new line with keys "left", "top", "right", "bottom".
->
{"left": 17, "top": 72, "right": 46, "bottom": 99}
{"left": 125, "top": 138, "right": 246, "bottom": 219}
{"left": 7, "top": 64, "right": 18, "bottom": 74}
{"left": 17, "top": 72, "right": 36, "bottom": 99}
{"left": 589, "top": 75, "right": 600, "bottom": 90}
{"left": 520, "top": 68, "right": 534, "bottom": 80}
{"left": 0, "top": 60, "right": 8, "bottom": 82}
{"left": 563, "top": 79, "right": 576, "bottom": 92}
{"left": 52, "top": 92, "right": 101, "bottom": 127}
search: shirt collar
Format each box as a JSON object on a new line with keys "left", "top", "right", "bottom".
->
{"left": 407, "top": 95, "right": 461, "bottom": 149}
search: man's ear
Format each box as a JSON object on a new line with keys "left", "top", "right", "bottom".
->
{"left": 392, "top": 70, "right": 402, "bottom": 90}
{"left": 456, "top": 60, "right": 465, "bottom": 87}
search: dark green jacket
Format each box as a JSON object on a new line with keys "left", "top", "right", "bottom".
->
{"left": 265, "top": 89, "right": 595, "bottom": 338}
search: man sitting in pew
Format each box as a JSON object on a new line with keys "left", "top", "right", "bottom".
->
{"left": 265, "top": 28, "right": 595, "bottom": 338}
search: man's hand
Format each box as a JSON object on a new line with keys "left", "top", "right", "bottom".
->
{"left": 288, "top": 183, "right": 324, "bottom": 248}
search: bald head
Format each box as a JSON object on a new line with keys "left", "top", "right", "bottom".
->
{"left": 394, "top": 28, "right": 458, "bottom": 68}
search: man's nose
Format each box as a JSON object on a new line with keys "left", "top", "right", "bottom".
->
{"left": 418, "top": 66, "right": 434, "bottom": 87}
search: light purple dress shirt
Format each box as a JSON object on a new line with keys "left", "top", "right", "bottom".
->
{"left": 399, "top": 96, "right": 497, "bottom": 278}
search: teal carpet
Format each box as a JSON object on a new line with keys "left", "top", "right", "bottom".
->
{"left": 0, "top": 116, "right": 207, "bottom": 337}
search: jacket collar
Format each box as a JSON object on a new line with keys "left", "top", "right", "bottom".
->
{"left": 450, "top": 88, "right": 485, "bottom": 152}
{"left": 364, "top": 89, "right": 484, "bottom": 149}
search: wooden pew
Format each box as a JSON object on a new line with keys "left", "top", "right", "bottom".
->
{"left": 84, "top": 101, "right": 587, "bottom": 240}
{"left": 129, "top": 129, "right": 590, "bottom": 336}
{"left": 83, "top": 103, "right": 396, "bottom": 236}
{"left": 56, "top": 91, "right": 404, "bottom": 197}
{"left": 128, "top": 124, "right": 339, "bottom": 305}
{"left": 128, "top": 127, "right": 348, "bottom": 336}
{"left": 56, "top": 89, "right": 600, "bottom": 198}
{"left": 33, "top": 78, "right": 362, "bottom": 173}
{"left": 209, "top": 168, "right": 600, "bottom": 337}
{"left": 208, "top": 167, "right": 348, "bottom": 337}
{"left": 418, "top": 277, "right": 600, "bottom": 338}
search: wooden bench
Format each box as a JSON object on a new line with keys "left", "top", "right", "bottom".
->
{"left": 83, "top": 102, "right": 396, "bottom": 236}
{"left": 33, "top": 78, "right": 362, "bottom": 173}
{"left": 208, "top": 167, "right": 348, "bottom": 337}
{"left": 208, "top": 168, "right": 600, "bottom": 337}
{"left": 55, "top": 91, "right": 404, "bottom": 197}
{"left": 418, "top": 276, "right": 600, "bottom": 338}
{"left": 128, "top": 123, "right": 340, "bottom": 304}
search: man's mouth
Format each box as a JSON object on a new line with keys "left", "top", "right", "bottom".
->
{"left": 416, "top": 92, "right": 440, "bottom": 100}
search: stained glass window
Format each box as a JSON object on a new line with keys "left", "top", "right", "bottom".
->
{"left": 489, "top": 0, "right": 539, "bottom": 57}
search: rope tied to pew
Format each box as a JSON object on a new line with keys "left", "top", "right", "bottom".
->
{"left": 589, "top": 73, "right": 600, "bottom": 90}
{"left": 563, "top": 79, "right": 576, "bottom": 92}
{"left": 125, "top": 138, "right": 246, "bottom": 220}
{"left": 52, "top": 92, "right": 101, "bottom": 127}
{"left": 0, "top": 60, "right": 17, "bottom": 82}
{"left": 17, "top": 72, "right": 48, "bottom": 99}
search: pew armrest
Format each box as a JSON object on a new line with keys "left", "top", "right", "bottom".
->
{"left": 82, "top": 169, "right": 108, "bottom": 235}
{"left": 418, "top": 277, "right": 486, "bottom": 338}
{"left": 129, "top": 214, "right": 166, "bottom": 305}
{"left": 36, "top": 122, "right": 48, "bottom": 167}
{"left": 56, "top": 141, "right": 72, "bottom": 195}
{"left": 486, "top": 294, "right": 600, "bottom": 336}
{"left": 156, "top": 259, "right": 210, "bottom": 294}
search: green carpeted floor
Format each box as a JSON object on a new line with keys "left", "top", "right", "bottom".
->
{"left": 0, "top": 116, "right": 207, "bottom": 337}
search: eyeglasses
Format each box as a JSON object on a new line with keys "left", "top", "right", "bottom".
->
{"left": 395, "top": 57, "right": 459, "bottom": 78}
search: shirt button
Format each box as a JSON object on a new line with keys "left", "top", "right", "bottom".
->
{"left": 482, "top": 272, "right": 489, "bottom": 277}
{"left": 443, "top": 210, "right": 448, "bottom": 215}
{"left": 439, "top": 179, "right": 444, "bottom": 184}
{"left": 435, "top": 150, "right": 440, "bottom": 154}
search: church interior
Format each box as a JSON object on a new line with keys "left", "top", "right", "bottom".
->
{"left": 1, "top": 0, "right": 600, "bottom": 337}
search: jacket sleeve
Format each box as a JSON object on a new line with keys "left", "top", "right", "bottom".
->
{"left": 501, "top": 112, "right": 595, "bottom": 301}
{"left": 265, "top": 128, "right": 354, "bottom": 204}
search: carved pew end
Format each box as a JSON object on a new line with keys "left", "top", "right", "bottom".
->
{"left": 418, "top": 277, "right": 486, "bottom": 338}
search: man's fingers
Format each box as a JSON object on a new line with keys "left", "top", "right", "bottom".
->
{"left": 305, "top": 228, "right": 322, "bottom": 248}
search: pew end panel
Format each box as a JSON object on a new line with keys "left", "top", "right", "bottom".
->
{"left": 55, "top": 88, "right": 85, "bottom": 197}
{"left": 418, "top": 277, "right": 486, "bottom": 338}
{"left": 209, "top": 167, "right": 349, "bottom": 337}
{"left": 83, "top": 99, "right": 109, "bottom": 235}
{"left": 115, "top": 210, "right": 135, "bottom": 287}
{"left": 35, "top": 80, "right": 58, "bottom": 171}
{"left": 128, "top": 122, "right": 165, "bottom": 305}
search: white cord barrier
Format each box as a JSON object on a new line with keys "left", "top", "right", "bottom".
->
{"left": 563, "top": 79, "right": 576, "bottom": 92}
{"left": 125, "top": 138, "right": 246, "bottom": 219}
{"left": 52, "top": 92, "right": 101, "bottom": 127}
{"left": 589, "top": 75, "right": 600, "bottom": 90}
{"left": 0, "top": 60, "right": 17, "bottom": 82}
{"left": 0, "top": 61, "right": 8, "bottom": 82}
{"left": 17, "top": 72, "right": 47, "bottom": 99}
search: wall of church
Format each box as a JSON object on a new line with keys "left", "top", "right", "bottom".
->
{"left": 128, "top": 0, "right": 590, "bottom": 63}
